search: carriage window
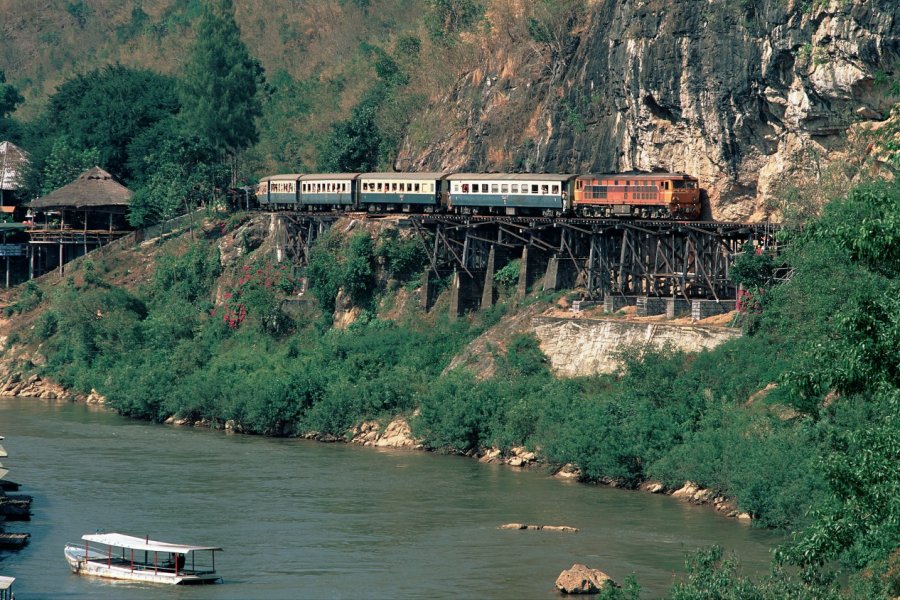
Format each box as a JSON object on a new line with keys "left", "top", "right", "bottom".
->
{"left": 541, "top": 185, "right": 549, "bottom": 194}
{"left": 481, "top": 184, "right": 489, "bottom": 193}
{"left": 429, "top": 183, "right": 434, "bottom": 193}
{"left": 532, "top": 184, "right": 539, "bottom": 194}
{"left": 390, "top": 183, "right": 395, "bottom": 192}
{"left": 414, "top": 183, "right": 420, "bottom": 192}
{"left": 511, "top": 184, "right": 519, "bottom": 193}
{"left": 501, "top": 184, "right": 509, "bottom": 193}
{"left": 491, "top": 184, "right": 499, "bottom": 193}
{"left": 461, "top": 183, "right": 469, "bottom": 193}
{"left": 552, "top": 185, "right": 560, "bottom": 194}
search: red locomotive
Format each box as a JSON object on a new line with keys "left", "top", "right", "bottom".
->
{"left": 572, "top": 173, "right": 701, "bottom": 219}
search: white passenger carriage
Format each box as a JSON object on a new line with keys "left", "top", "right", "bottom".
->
{"left": 447, "top": 173, "right": 577, "bottom": 216}
{"left": 358, "top": 172, "right": 449, "bottom": 213}
{"left": 298, "top": 173, "right": 358, "bottom": 211}
{"left": 65, "top": 532, "right": 222, "bottom": 585}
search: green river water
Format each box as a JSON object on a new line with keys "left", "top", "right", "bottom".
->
{"left": 0, "top": 397, "right": 782, "bottom": 599}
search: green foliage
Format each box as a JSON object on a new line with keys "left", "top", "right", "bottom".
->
{"left": 128, "top": 135, "right": 228, "bottom": 227}
{"left": 3, "top": 281, "right": 44, "bottom": 316}
{"left": 493, "top": 260, "right": 520, "bottom": 289}
{"left": 39, "top": 138, "right": 100, "bottom": 195}
{"left": 730, "top": 245, "right": 775, "bottom": 288}
{"left": 66, "top": 1, "right": 91, "bottom": 28}
{"left": 40, "top": 64, "right": 180, "bottom": 181}
{"left": 116, "top": 7, "right": 151, "bottom": 42}
{"left": 425, "top": 0, "right": 485, "bottom": 44}
{"left": 376, "top": 228, "right": 427, "bottom": 281}
{"left": 317, "top": 93, "right": 382, "bottom": 172}
{"left": 179, "top": 0, "right": 264, "bottom": 157}
{"left": 151, "top": 242, "right": 222, "bottom": 307}
{"left": 0, "top": 71, "right": 24, "bottom": 119}
{"left": 307, "top": 231, "right": 378, "bottom": 313}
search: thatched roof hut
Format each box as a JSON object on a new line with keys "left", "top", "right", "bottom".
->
{"left": 0, "top": 141, "right": 29, "bottom": 192}
{"left": 29, "top": 166, "right": 132, "bottom": 213}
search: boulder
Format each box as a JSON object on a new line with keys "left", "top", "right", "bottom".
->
{"left": 555, "top": 564, "right": 616, "bottom": 594}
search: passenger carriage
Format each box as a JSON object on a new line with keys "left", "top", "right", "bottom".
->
{"left": 257, "top": 174, "right": 302, "bottom": 210}
{"left": 447, "top": 174, "right": 577, "bottom": 217}
{"left": 358, "top": 172, "right": 449, "bottom": 213}
{"left": 573, "top": 173, "right": 701, "bottom": 219}
{"left": 298, "top": 173, "right": 359, "bottom": 211}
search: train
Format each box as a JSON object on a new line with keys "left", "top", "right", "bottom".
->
{"left": 255, "top": 171, "right": 702, "bottom": 220}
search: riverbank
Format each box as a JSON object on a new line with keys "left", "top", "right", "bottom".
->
{"left": 166, "top": 410, "right": 757, "bottom": 523}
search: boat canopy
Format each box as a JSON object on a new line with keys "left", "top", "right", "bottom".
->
{"left": 81, "top": 533, "right": 222, "bottom": 554}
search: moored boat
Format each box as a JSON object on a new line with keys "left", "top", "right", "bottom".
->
{"left": 64, "top": 532, "right": 222, "bottom": 585}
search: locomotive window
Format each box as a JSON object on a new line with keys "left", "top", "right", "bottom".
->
{"left": 501, "top": 184, "right": 509, "bottom": 193}
{"left": 491, "top": 184, "right": 499, "bottom": 193}
{"left": 552, "top": 185, "right": 560, "bottom": 194}
{"left": 511, "top": 184, "right": 519, "bottom": 193}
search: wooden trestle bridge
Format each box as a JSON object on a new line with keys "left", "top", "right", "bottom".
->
{"left": 271, "top": 213, "right": 783, "bottom": 317}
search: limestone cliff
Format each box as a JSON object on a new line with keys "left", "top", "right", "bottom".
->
{"left": 397, "top": 0, "right": 899, "bottom": 221}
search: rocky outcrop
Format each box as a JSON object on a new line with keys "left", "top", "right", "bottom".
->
{"left": 350, "top": 418, "right": 424, "bottom": 450}
{"left": 499, "top": 523, "right": 579, "bottom": 532}
{"left": 663, "top": 481, "right": 752, "bottom": 521}
{"left": 0, "top": 372, "right": 75, "bottom": 401}
{"left": 532, "top": 317, "right": 741, "bottom": 377}
{"left": 555, "top": 564, "right": 617, "bottom": 595}
{"left": 399, "top": 0, "right": 899, "bottom": 220}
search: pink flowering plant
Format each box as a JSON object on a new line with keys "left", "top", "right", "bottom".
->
{"left": 213, "top": 260, "right": 296, "bottom": 332}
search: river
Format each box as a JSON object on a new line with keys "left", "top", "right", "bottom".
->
{"left": 0, "top": 397, "right": 781, "bottom": 599}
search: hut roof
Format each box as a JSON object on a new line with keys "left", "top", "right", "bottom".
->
{"left": 0, "top": 141, "right": 29, "bottom": 191}
{"left": 29, "top": 166, "right": 132, "bottom": 210}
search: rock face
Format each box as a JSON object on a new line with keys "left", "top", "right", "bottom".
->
{"left": 532, "top": 317, "right": 741, "bottom": 377}
{"left": 555, "top": 564, "right": 617, "bottom": 594}
{"left": 398, "top": 0, "right": 898, "bottom": 220}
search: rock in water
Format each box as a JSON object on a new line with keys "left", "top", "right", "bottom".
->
{"left": 555, "top": 564, "right": 616, "bottom": 594}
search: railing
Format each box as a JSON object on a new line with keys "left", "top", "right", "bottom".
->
{"left": 30, "top": 208, "right": 212, "bottom": 284}
{"left": 67, "top": 542, "right": 217, "bottom": 576}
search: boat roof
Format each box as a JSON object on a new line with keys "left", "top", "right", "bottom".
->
{"left": 0, "top": 467, "right": 8, "bottom": 480}
{"left": 0, "top": 576, "right": 14, "bottom": 590}
{"left": 447, "top": 173, "right": 577, "bottom": 181}
{"left": 81, "top": 533, "right": 222, "bottom": 553}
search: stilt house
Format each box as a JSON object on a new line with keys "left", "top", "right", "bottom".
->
{"left": 27, "top": 166, "right": 133, "bottom": 277}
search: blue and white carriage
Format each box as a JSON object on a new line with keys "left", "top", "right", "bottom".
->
{"left": 447, "top": 173, "right": 576, "bottom": 216}
{"left": 358, "top": 172, "right": 449, "bottom": 213}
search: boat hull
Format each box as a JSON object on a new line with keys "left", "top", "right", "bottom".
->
{"left": 64, "top": 545, "right": 221, "bottom": 585}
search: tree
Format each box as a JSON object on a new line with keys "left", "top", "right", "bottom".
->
{"left": 0, "top": 71, "right": 24, "bottom": 118}
{"left": 425, "top": 0, "right": 485, "bottom": 44}
{"left": 128, "top": 135, "right": 228, "bottom": 228}
{"left": 179, "top": 0, "right": 264, "bottom": 182}
{"left": 40, "top": 138, "right": 101, "bottom": 195}
{"left": 42, "top": 65, "right": 180, "bottom": 181}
